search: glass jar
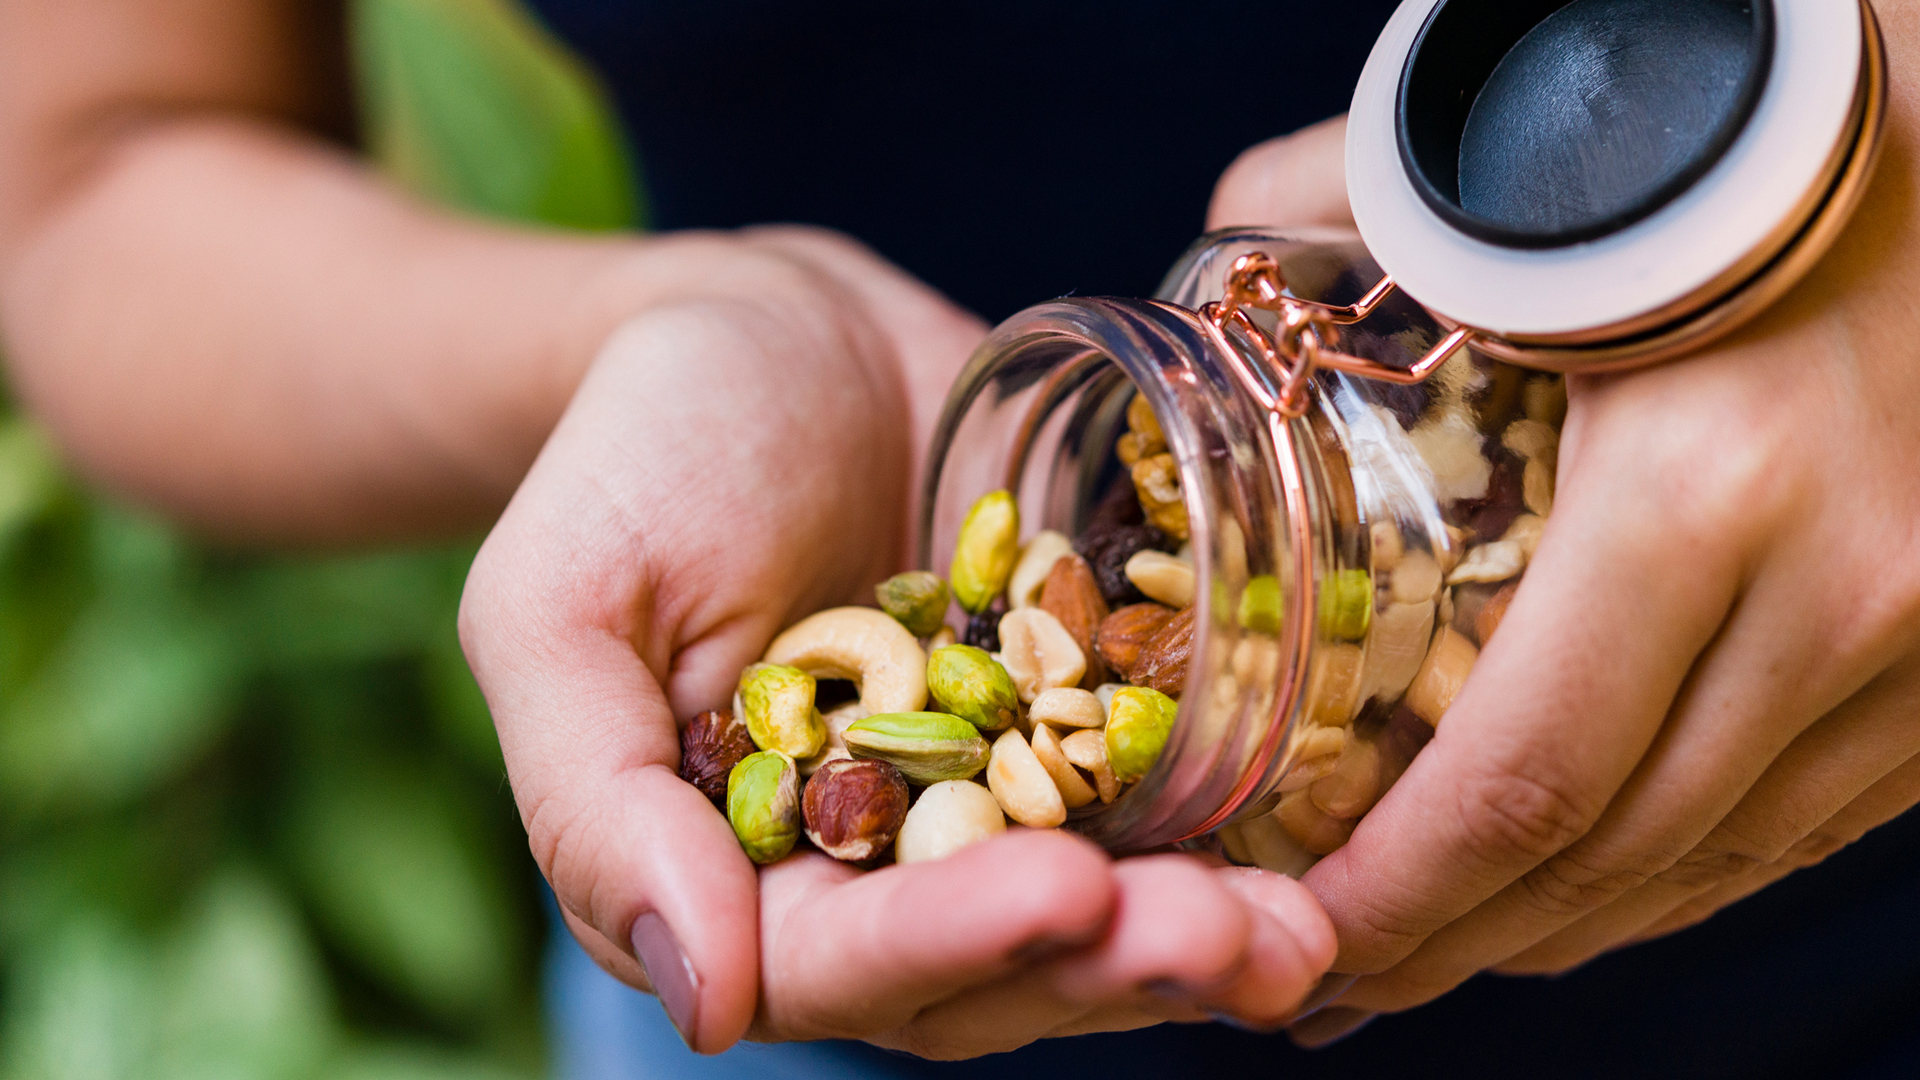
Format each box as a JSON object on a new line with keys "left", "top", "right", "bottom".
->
{"left": 920, "top": 227, "right": 1566, "bottom": 873}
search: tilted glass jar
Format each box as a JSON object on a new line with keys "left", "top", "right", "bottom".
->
{"left": 920, "top": 227, "right": 1566, "bottom": 873}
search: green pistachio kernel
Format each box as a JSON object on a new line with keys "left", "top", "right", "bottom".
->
{"left": 1316, "top": 569, "right": 1374, "bottom": 642}
{"left": 1105, "top": 686, "right": 1178, "bottom": 784}
{"left": 876, "top": 571, "right": 952, "bottom": 638}
{"left": 1237, "top": 575, "right": 1284, "bottom": 635}
{"left": 926, "top": 645, "right": 1020, "bottom": 732}
{"left": 949, "top": 491, "right": 1020, "bottom": 614}
{"left": 739, "top": 663, "right": 825, "bottom": 758}
{"left": 726, "top": 750, "right": 801, "bottom": 865}
{"left": 843, "top": 712, "right": 992, "bottom": 785}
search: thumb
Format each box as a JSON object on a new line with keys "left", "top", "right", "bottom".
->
{"left": 458, "top": 440, "right": 760, "bottom": 1054}
{"left": 1207, "top": 114, "right": 1353, "bottom": 232}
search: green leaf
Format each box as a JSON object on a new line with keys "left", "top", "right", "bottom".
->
{"left": 152, "top": 869, "right": 337, "bottom": 1080}
{"left": 0, "top": 592, "right": 235, "bottom": 819}
{"left": 0, "top": 418, "right": 61, "bottom": 553}
{"left": 352, "top": 0, "right": 642, "bottom": 229}
{"left": 223, "top": 549, "right": 462, "bottom": 669}
{"left": 0, "top": 916, "right": 157, "bottom": 1080}
{"left": 284, "top": 750, "right": 518, "bottom": 1023}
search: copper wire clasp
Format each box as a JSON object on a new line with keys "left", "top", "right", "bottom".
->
{"left": 1200, "top": 252, "right": 1478, "bottom": 418}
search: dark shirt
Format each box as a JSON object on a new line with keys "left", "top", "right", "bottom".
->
{"left": 522, "top": 2, "right": 1920, "bottom": 1075}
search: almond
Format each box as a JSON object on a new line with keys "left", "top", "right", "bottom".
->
{"left": 1094, "top": 602, "right": 1176, "bottom": 681}
{"left": 1131, "top": 606, "right": 1196, "bottom": 697}
{"left": 1039, "top": 553, "right": 1110, "bottom": 687}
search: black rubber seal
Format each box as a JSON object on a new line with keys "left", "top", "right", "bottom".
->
{"left": 1396, "top": 0, "right": 1774, "bottom": 249}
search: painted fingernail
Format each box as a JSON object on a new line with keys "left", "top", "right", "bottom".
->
{"left": 1288, "top": 1006, "right": 1375, "bottom": 1049}
{"left": 1291, "top": 971, "right": 1357, "bottom": 1020}
{"left": 632, "top": 912, "right": 700, "bottom": 1048}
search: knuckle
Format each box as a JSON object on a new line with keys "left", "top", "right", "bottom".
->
{"left": 1514, "top": 844, "right": 1671, "bottom": 917}
{"left": 1451, "top": 760, "right": 1604, "bottom": 871}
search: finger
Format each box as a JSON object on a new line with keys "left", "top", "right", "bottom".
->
{"left": 1045, "top": 854, "right": 1256, "bottom": 1003}
{"left": 755, "top": 829, "right": 1117, "bottom": 1041}
{"left": 1337, "top": 553, "right": 1885, "bottom": 1011}
{"left": 1493, "top": 660, "right": 1920, "bottom": 974}
{"left": 1304, "top": 434, "right": 1740, "bottom": 973}
{"left": 1288, "top": 1006, "right": 1377, "bottom": 1049}
{"left": 1201, "top": 867, "right": 1339, "bottom": 1026}
{"left": 1206, "top": 115, "right": 1353, "bottom": 231}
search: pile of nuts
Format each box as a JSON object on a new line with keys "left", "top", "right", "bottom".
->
{"left": 1220, "top": 359, "right": 1567, "bottom": 870}
{"left": 680, "top": 392, "right": 1202, "bottom": 866}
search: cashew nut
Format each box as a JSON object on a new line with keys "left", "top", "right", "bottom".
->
{"left": 764, "top": 607, "right": 928, "bottom": 715}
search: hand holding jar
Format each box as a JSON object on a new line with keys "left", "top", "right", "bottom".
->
{"left": 1210, "top": 46, "right": 1920, "bottom": 1042}
{"left": 459, "top": 226, "right": 1339, "bottom": 1056}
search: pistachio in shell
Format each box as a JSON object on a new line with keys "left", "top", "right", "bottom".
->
{"left": 1317, "top": 569, "right": 1374, "bottom": 642}
{"left": 1105, "top": 686, "right": 1178, "bottom": 784}
{"left": 876, "top": 571, "right": 951, "bottom": 638}
{"left": 739, "top": 663, "right": 825, "bottom": 758}
{"left": 926, "top": 644, "right": 1020, "bottom": 732}
{"left": 843, "top": 711, "right": 991, "bottom": 785}
{"left": 950, "top": 490, "right": 1020, "bottom": 614}
{"left": 726, "top": 750, "right": 802, "bottom": 865}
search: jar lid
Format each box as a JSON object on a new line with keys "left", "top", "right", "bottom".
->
{"left": 1347, "top": 0, "right": 1883, "bottom": 362}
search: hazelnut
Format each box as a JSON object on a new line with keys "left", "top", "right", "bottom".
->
{"left": 802, "top": 758, "right": 910, "bottom": 862}
{"left": 680, "top": 709, "right": 755, "bottom": 806}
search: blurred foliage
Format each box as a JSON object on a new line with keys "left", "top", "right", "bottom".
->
{"left": 0, "top": 2, "right": 640, "bottom": 1078}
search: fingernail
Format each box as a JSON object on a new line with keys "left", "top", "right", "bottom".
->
{"left": 1288, "top": 1006, "right": 1375, "bottom": 1049}
{"left": 632, "top": 912, "right": 700, "bottom": 1048}
{"left": 1291, "top": 972, "right": 1357, "bottom": 1020}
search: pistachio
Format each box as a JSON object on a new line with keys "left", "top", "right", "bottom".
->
{"left": 1026, "top": 686, "right": 1106, "bottom": 730}
{"left": 764, "top": 606, "right": 929, "bottom": 715}
{"left": 1028, "top": 721, "right": 1097, "bottom": 809}
{"left": 894, "top": 779, "right": 1007, "bottom": 864}
{"left": 1124, "top": 549, "right": 1195, "bottom": 608}
{"left": 1131, "top": 452, "right": 1191, "bottom": 541}
{"left": 738, "top": 663, "right": 826, "bottom": 759}
{"left": 875, "top": 571, "right": 952, "bottom": 638}
{"left": 843, "top": 711, "right": 991, "bottom": 784}
{"left": 798, "top": 699, "right": 867, "bottom": 777}
{"left": 1038, "top": 553, "right": 1110, "bottom": 687}
{"left": 802, "top": 758, "right": 910, "bottom": 862}
{"left": 726, "top": 750, "right": 802, "bottom": 865}
{"left": 926, "top": 644, "right": 1020, "bottom": 732}
{"left": 1007, "top": 530, "right": 1074, "bottom": 610}
{"left": 950, "top": 490, "right": 1021, "bottom": 613}
{"left": 986, "top": 729, "right": 1068, "bottom": 827}
{"left": 1317, "top": 568, "right": 1373, "bottom": 642}
{"left": 679, "top": 709, "right": 755, "bottom": 807}
{"left": 1105, "top": 686, "right": 1177, "bottom": 783}
{"left": 1060, "top": 728, "right": 1121, "bottom": 803}
{"left": 997, "top": 607, "right": 1087, "bottom": 702}
{"left": 1237, "top": 575, "right": 1284, "bottom": 635}
{"left": 1407, "top": 627, "right": 1478, "bottom": 726}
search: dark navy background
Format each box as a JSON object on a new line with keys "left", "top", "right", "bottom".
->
{"left": 521, "top": 2, "right": 1920, "bottom": 1075}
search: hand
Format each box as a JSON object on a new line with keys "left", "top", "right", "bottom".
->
{"left": 1211, "top": 55, "right": 1920, "bottom": 1046}
{"left": 459, "top": 227, "right": 1337, "bottom": 1056}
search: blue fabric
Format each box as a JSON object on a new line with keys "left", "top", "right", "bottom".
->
{"left": 520, "top": 3, "right": 1920, "bottom": 1075}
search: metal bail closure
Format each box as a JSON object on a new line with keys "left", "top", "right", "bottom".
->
{"left": 1345, "top": 0, "right": 1888, "bottom": 373}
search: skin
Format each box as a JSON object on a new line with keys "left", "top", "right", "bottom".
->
{"left": 1207, "top": 5, "right": 1920, "bottom": 1045}
{"left": 0, "top": 0, "right": 1337, "bottom": 1057}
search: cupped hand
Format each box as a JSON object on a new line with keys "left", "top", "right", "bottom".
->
{"left": 459, "top": 227, "right": 1336, "bottom": 1056}
{"left": 1212, "top": 79, "right": 1920, "bottom": 1045}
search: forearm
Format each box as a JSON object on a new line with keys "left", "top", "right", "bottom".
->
{"left": 1, "top": 115, "right": 678, "bottom": 543}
